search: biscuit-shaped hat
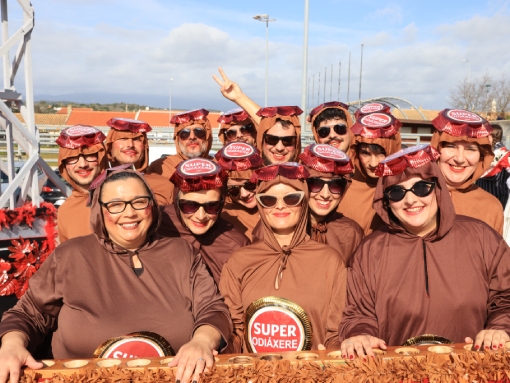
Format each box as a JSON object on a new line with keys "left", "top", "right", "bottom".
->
{"left": 432, "top": 109, "right": 492, "bottom": 138}
{"left": 375, "top": 144, "right": 440, "bottom": 177}
{"left": 106, "top": 118, "right": 152, "bottom": 133}
{"left": 354, "top": 102, "right": 391, "bottom": 119}
{"left": 299, "top": 144, "right": 353, "bottom": 176}
{"left": 170, "top": 158, "right": 227, "bottom": 192}
{"left": 56, "top": 125, "right": 106, "bottom": 149}
{"left": 351, "top": 112, "right": 402, "bottom": 139}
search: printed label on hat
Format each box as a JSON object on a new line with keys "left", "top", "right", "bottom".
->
{"left": 247, "top": 307, "right": 305, "bottom": 353}
{"left": 180, "top": 158, "right": 217, "bottom": 175}
{"left": 65, "top": 125, "right": 98, "bottom": 136}
{"left": 311, "top": 144, "right": 348, "bottom": 161}
{"left": 446, "top": 109, "right": 483, "bottom": 123}
{"left": 102, "top": 338, "right": 165, "bottom": 359}
{"left": 360, "top": 113, "right": 392, "bottom": 127}
{"left": 360, "top": 103, "right": 385, "bottom": 114}
{"left": 224, "top": 142, "right": 255, "bottom": 158}
{"left": 113, "top": 118, "right": 143, "bottom": 123}
{"left": 380, "top": 144, "right": 429, "bottom": 164}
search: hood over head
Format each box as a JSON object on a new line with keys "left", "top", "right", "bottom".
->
{"left": 256, "top": 106, "right": 303, "bottom": 155}
{"left": 172, "top": 109, "right": 213, "bottom": 160}
{"left": 308, "top": 101, "right": 353, "bottom": 143}
{"left": 217, "top": 107, "right": 256, "bottom": 145}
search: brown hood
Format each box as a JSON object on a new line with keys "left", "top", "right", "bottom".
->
{"left": 174, "top": 119, "right": 213, "bottom": 160}
{"left": 309, "top": 105, "right": 354, "bottom": 143}
{"left": 373, "top": 161, "right": 455, "bottom": 240}
{"left": 57, "top": 143, "right": 108, "bottom": 194}
{"left": 105, "top": 129, "right": 149, "bottom": 172}
{"left": 256, "top": 115, "right": 302, "bottom": 156}
{"left": 218, "top": 118, "right": 256, "bottom": 145}
{"left": 430, "top": 130, "right": 494, "bottom": 189}
{"left": 88, "top": 169, "right": 161, "bottom": 252}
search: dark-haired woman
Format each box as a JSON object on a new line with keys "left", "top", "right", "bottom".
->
{"left": 0, "top": 169, "right": 231, "bottom": 383}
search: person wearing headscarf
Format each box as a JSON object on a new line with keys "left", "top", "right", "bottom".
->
{"left": 337, "top": 108, "right": 402, "bottom": 234}
{"left": 56, "top": 125, "right": 108, "bottom": 243}
{"left": 158, "top": 158, "right": 250, "bottom": 285}
{"left": 430, "top": 109, "right": 503, "bottom": 233}
{"left": 105, "top": 117, "right": 172, "bottom": 205}
{"left": 299, "top": 144, "right": 364, "bottom": 265}
{"left": 219, "top": 163, "right": 347, "bottom": 353}
{"left": 338, "top": 145, "right": 510, "bottom": 359}
{"left": 217, "top": 108, "right": 257, "bottom": 147}
{"left": 0, "top": 168, "right": 231, "bottom": 383}
{"left": 216, "top": 142, "right": 264, "bottom": 241}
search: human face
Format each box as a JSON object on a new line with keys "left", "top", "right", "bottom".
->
{"left": 178, "top": 188, "right": 222, "bottom": 235}
{"left": 65, "top": 152, "right": 101, "bottom": 192}
{"left": 262, "top": 122, "right": 297, "bottom": 165}
{"left": 316, "top": 118, "right": 351, "bottom": 152}
{"left": 100, "top": 177, "right": 153, "bottom": 250}
{"left": 259, "top": 183, "right": 302, "bottom": 236}
{"left": 438, "top": 141, "right": 481, "bottom": 188}
{"left": 177, "top": 123, "right": 208, "bottom": 158}
{"left": 308, "top": 176, "right": 344, "bottom": 221}
{"left": 227, "top": 178, "right": 257, "bottom": 209}
{"left": 358, "top": 144, "right": 386, "bottom": 178}
{"left": 388, "top": 176, "right": 438, "bottom": 237}
{"left": 111, "top": 135, "right": 144, "bottom": 165}
{"left": 224, "top": 124, "right": 256, "bottom": 146}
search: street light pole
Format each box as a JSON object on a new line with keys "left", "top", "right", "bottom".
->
{"left": 300, "top": 0, "right": 309, "bottom": 130}
{"left": 254, "top": 14, "right": 276, "bottom": 107}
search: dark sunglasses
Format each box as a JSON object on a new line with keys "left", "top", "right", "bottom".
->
{"left": 306, "top": 177, "right": 347, "bottom": 195}
{"left": 100, "top": 196, "right": 152, "bottom": 214}
{"left": 65, "top": 153, "right": 99, "bottom": 165}
{"left": 178, "top": 199, "right": 223, "bottom": 214}
{"left": 224, "top": 125, "right": 253, "bottom": 141}
{"left": 227, "top": 181, "right": 257, "bottom": 197}
{"left": 178, "top": 127, "right": 207, "bottom": 141}
{"left": 316, "top": 124, "right": 348, "bottom": 139}
{"left": 384, "top": 181, "right": 435, "bottom": 202}
{"left": 264, "top": 133, "right": 297, "bottom": 147}
{"left": 256, "top": 191, "right": 305, "bottom": 208}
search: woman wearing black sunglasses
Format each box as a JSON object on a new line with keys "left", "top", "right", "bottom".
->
{"left": 158, "top": 158, "right": 250, "bottom": 285}
{"left": 338, "top": 144, "right": 510, "bottom": 359}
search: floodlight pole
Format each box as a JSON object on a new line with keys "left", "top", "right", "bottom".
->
{"left": 253, "top": 14, "right": 276, "bottom": 107}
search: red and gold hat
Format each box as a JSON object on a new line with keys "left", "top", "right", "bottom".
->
{"left": 249, "top": 162, "right": 310, "bottom": 183}
{"left": 215, "top": 142, "right": 263, "bottom": 171}
{"left": 299, "top": 144, "right": 353, "bottom": 175}
{"left": 106, "top": 118, "right": 152, "bottom": 133}
{"left": 354, "top": 102, "right": 391, "bottom": 119}
{"left": 351, "top": 112, "right": 402, "bottom": 139}
{"left": 56, "top": 125, "right": 106, "bottom": 149}
{"left": 170, "top": 158, "right": 227, "bottom": 192}
{"left": 375, "top": 144, "right": 440, "bottom": 177}
{"left": 171, "top": 108, "right": 209, "bottom": 126}
{"left": 218, "top": 107, "right": 251, "bottom": 126}
{"left": 257, "top": 106, "right": 303, "bottom": 118}
{"left": 432, "top": 109, "right": 492, "bottom": 138}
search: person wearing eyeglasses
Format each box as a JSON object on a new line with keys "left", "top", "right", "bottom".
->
{"left": 219, "top": 163, "right": 347, "bottom": 353}
{"left": 299, "top": 144, "right": 364, "bottom": 265}
{"left": 308, "top": 101, "right": 354, "bottom": 153}
{"left": 217, "top": 108, "right": 257, "bottom": 147}
{"left": 158, "top": 158, "right": 250, "bottom": 285}
{"left": 0, "top": 168, "right": 232, "bottom": 383}
{"left": 105, "top": 118, "right": 173, "bottom": 205}
{"left": 56, "top": 125, "right": 108, "bottom": 243}
{"left": 337, "top": 110, "right": 402, "bottom": 235}
{"left": 338, "top": 144, "right": 510, "bottom": 359}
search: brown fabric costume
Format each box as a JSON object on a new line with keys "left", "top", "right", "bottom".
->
{"left": 431, "top": 130, "right": 503, "bottom": 233}
{"left": 219, "top": 170, "right": 347, "bottom": 352}
{"left": 338, "top": 161, "right": 510, "bottom": 346}
{"left": 0, "top": 170, "right": 231, "bottom": 358}
{"left": 105, "top": 128, "right": 172, "bottom": 205}
{"left": 256, "top": 107, "right": 303, "bottom": 158}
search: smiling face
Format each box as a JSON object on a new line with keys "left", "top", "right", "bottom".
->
{"left": 388, "top": 176, "right": 438, "bottom": 237}
{"left": 262, "top": 121, "right": 297, "bottom": 165}
{"left": 178, "top": 188, "right": 222, "bottom": 235}
{"left": 316, "top": 118, "right": 352, "bottom": 152}
{"left": 438, "top": 141, "right": 481, "bottom": 188}
{"left": 308, "top": 176, "right": 344, "bottom": 222}
{"left": 259, "top": 183, "right": 302, "bottom": 236}
{"left": 65, "top": 152, "right": 102, "bottom": 192}
{"left": 100, "top": 177, "right": 153, "bottom": 250}
{"left": 178, "top": 123, "right": 208, "bottom": 158}
{"left": 111, "top": 135, "right": 144, "bottom": 165}
{"left": 227, "top": 178, "right": 257, "bottom": 209}
{"left": 357, "top": 143, "right": 386, "bottom": 178}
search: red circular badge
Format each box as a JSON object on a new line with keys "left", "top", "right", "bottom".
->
{"left": 360, "top": 103, "right": 385, "bottom": 114}
{"left": 223, "top": 142, "right": 255, "bottom": 158}
{"left": 310, "top": 144, "right": 348, "bottom": 161}
{"left": 360, "top": 113, "right": 392, "bottom": 127}
{"left": 102, "top": 338, "right": 165, "bottom": 359}
{"left": 179, "top": 158, "right": 218, "bottom": 176}
{"left": 446, "top": 109, "right": 483, "bottom": 124}
{"left": 65, "top": 125, "right": 99, "bottom": 136}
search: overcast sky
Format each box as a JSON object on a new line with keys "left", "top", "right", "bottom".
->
{"left": 8, "top": 0, "right": 510, "bottom": 111}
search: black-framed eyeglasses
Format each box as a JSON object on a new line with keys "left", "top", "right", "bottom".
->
{"left": 224, "top": 125, "right": 253, "bottom": 141}
{"left": 316, "top": 124, "right": 348, "bottom": 139}
{"left": 227, "top": 181, "right": 257, "bottom": 197}
{"left": 178, "top": 127, "right": 207, "bottom": 141}
{"left": 65, "top": 153, "right": 99, "bottom": 165}
{"left": 178, "top": 199, "right": 223, "bottom": 215}
{"left": 384, "top": 181, "right": 435, "bottom": 202}
{"left": 264, "top": 133, "right": 297, "bottom": 147}
{"left": 100, "top": 196, "right": 152, "bottom": 214}
{"left": 306, "top": 177, "right": 347, "bottom": 195}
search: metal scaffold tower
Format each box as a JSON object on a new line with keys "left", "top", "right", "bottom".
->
{"left": 0, "top": 0, "right": 68, "bottom": 209}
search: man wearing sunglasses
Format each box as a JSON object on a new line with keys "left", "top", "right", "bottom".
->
{"left": 56, "top": 125, "right": 108, "bottom": 242}
{"left": 218, "top": 108, "right": 257, "bottom": 147}
{"left": 308, "top": 102, "right": 354, "bottom": 153}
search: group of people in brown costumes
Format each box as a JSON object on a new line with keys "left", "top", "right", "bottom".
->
{"left": 0, "top": 67, "right": 509, "bottom": 383}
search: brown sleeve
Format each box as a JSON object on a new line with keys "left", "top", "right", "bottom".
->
{"left": 495, "top": 207, "right": 504, "bottom": 235}
{"left": 324, "top": 257, "right": 347, "bottom": 349}
{"left": 144, "top": 173, "right": 174, "bottom": 206}
{"left": 218, "top": 260, "right": 244, "bottom": 353}
{"left": 146, "top": 157, "right": 165, "bottom": 176}
{"left": 57, "top": 206, "right": 69, "bottom": 243}
{"left": 485, "top": 236, "right": 510, "bottom": 331}
{"left": 190, "top": 249, "right": 232, "bottom": 352}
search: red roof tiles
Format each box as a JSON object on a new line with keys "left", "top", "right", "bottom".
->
{"left": 66, "top": 111, "right": 136, "bottom": 127}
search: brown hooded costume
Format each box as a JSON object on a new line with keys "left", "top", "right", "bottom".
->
{"left": 308, "top": 101, "right": 354, "bottom": 144}
{"left": 158, "top": 158, "right": 250, "bottom": 285}
{"left": 338, "top": 145, "right": 510, "bottom": 346}
{"left": 56, "top": 126, "right": 108, "bottom": 243}
{"left": 105, "top": 117, "right": 172, "bottom": 205}
{"left": 216, "top": 142, "right": 264, "bottom": 241}
{"left": 299, "top": 144, "right": 364, "bottom": 265}
{"left": 217, "top": 108, "right": 257, "bottom": 146}
{"left": 219, "top": 163, "right": 347, "bottom": 353}
{"left": 430, "top": 109, "right": 503, "bottom": 234}
{"left": 337, "top": 111, "right": 402, "bottom": 235}
{"left": 0, "top": 169, "right": 231, "bottom": 358}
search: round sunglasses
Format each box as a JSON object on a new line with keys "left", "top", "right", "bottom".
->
{"left": 224, "top": 125, "right": 253, "bottom": 141}
{"left": 178, "top": 127, "right": 207, "bottom": 141}
{"left": 256, "top": 191, "right": 305, "bottom": 208}
{"left": 177, "top": 199, "right": 223, "bottom": 215}
{"left": 227, "top": 181, "right": 257, "bottom": 197}
{"left": 306, "top": 177, "right": 347, "bottom": 195}
{"left": 384, "top": 180, "right": 435, "bottom": 202}
{"left": 264, "top": 133, "right": 297, "bottom": 147}
{"left": 316, "top": 124, "right": 348, "bottom": 139}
